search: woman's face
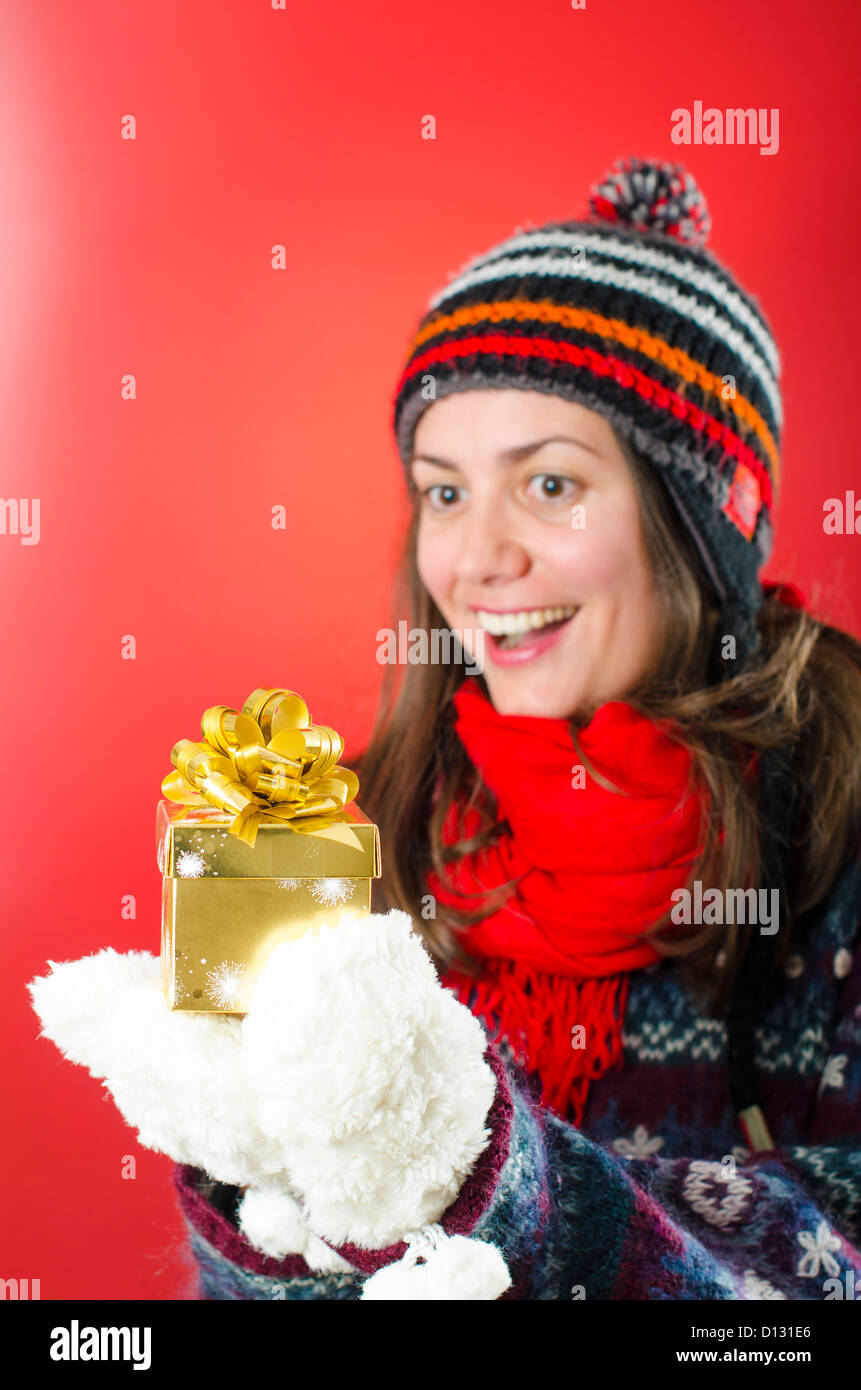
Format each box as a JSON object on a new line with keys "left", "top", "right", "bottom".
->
{"left": 411, "top": 389, "right": 663, "bottom": 720}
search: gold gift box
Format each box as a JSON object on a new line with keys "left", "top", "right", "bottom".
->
{"left": 157, "top": 798, "right": 381, "bottom": 1013}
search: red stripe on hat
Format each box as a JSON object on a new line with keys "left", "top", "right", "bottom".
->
{"left": 398, "top": 334, "right": 773, "bottom": 512}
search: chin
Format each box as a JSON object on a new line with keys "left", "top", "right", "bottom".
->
{"left": 483, "top": 675, "right": 585, "bottom": 722}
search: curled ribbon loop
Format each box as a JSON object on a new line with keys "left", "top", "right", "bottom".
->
{"left": 161, "top": 686, "right": 360, "bottom": 847}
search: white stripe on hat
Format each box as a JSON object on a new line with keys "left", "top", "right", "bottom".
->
{"left": 428, "top": 250, "right": 782, "bottom": 431}
{"left": 454, "top": 228, "right": 781, "bottom": 381}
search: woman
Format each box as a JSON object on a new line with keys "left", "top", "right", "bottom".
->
{"left": 31, "top": 157, "right": 861, "bottom": 1299}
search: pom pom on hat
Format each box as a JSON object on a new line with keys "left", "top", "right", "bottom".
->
{"left": 589, "top": 155, "right": 712, "bottom": 248}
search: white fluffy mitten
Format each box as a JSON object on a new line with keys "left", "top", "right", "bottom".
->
{"left": 29, "top": 910, "right": 510, "bottom": 1299}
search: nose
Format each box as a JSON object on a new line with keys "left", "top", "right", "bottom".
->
{"left": 453, "top": 495, "right": 531, "bottom": 588}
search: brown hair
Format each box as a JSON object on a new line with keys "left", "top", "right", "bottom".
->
{"left": 357, "top": 432, "right": 861, "bottom": 1017}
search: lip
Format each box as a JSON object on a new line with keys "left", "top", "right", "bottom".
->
{"left": 483, "top": 611, "right": 576, "bottom": 666}
{"left": 468, "top": 605, "right": 569, "bottom": 614}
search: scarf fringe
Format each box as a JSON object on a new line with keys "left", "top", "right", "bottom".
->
{"left": 444, "top": 958, "right": 630, "bottom": 1126}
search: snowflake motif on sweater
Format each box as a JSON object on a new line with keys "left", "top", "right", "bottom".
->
{"left": 819, "top": 1055, "right": 847, "bottom": 1094}
{"left": 612, "top": 1125, "right": 664, "bottom": 1159}
{"left": 741, "top": 1269, "right": 786, "bottom": 1300}
{"left": 796, "top": 1222, "right": 842, "bottom": 1279}
{"left": 681, "top": 1160, "right": 753, "bottom": 1228}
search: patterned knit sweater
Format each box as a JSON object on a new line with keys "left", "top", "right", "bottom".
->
{"left": 173, "top": 853, "right": 861, "bottom": 1300}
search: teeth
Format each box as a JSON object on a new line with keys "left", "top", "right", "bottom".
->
{"left": 475, "top": 605, "right": 576, "bottom": 636}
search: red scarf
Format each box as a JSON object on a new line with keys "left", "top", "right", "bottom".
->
{"left": 431, "top": 677, "right": 707, "bottom": 1125}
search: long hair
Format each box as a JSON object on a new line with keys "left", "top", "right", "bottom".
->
{"left": 357, "top": 430, "right": 861, "bottom": 1016}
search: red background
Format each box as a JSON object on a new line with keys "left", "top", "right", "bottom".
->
{"left": 2, "top": 0, "right": 858, "bottom": 1299}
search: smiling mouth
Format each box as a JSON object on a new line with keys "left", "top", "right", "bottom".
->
{"left": 475, "top": 605, "right": 577, "bottom": 650}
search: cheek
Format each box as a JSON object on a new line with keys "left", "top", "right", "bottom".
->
{"left": 558, "top": 498, "right": 654, "bottom": 599}
{"left": 416, "top": 518, "right": 456, "bottom": 608}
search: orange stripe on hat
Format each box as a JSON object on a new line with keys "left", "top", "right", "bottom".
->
{"left": 408, "top": 298, "right": 780, "bottom": 489}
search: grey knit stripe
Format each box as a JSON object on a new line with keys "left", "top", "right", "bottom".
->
{"left": 398, "top": 367, "right": 758, "bottom": 506}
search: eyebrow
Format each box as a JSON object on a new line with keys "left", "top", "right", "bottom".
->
{"left": 409, "top": 435, "right": 600, "bottom": 470}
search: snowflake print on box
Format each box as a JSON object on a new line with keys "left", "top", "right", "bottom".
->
{"left": 206, "top": 961, "right": 248, "bottom": 1010}
{"left": 309, "top": 877, "right": 355, "bottom": 907}
{"left": 276, "top": 878, "right": 302, "bottom": 892}
{"left": 176, "top": 849, "right": 207, "bottom": 879}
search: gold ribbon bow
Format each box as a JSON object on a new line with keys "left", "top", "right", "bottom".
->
{"left": 161, "top": 686, "right": 360, "bottom": 848}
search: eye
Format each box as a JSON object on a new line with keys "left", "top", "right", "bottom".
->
{"left": 523, "top": 473, "right": 579, "bottom": 504}
{"left": 421, "top": 483, "right": 463, "bottom": 510}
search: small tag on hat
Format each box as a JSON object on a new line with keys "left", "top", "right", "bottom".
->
{"left": 722, "top": 460, "right": 762, "bottom": 541}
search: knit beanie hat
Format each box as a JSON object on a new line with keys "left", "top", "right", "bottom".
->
{"left": 390, "top": 156, "right": 793, "bottom": 1151}
{"left": 391, "top": 155, "right": 781, "bottom": 665}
